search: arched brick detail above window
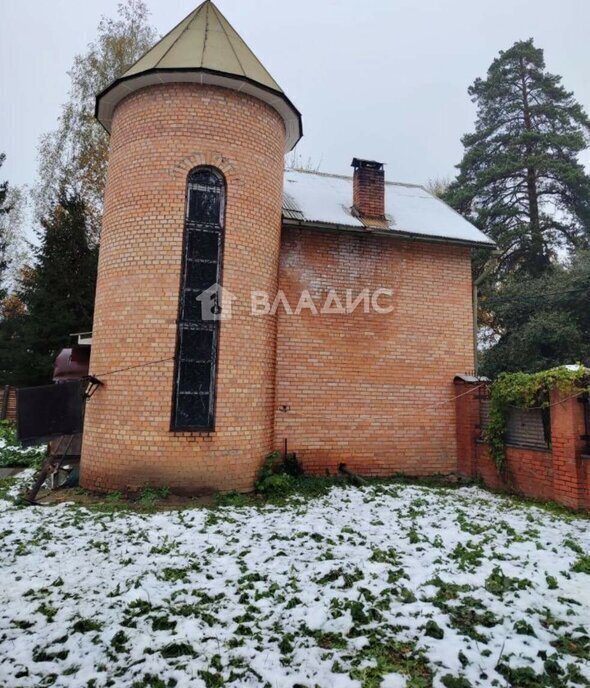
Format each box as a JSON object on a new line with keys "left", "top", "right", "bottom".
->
{"left": 168, "top": 152, "right": 244, "bottom": 189}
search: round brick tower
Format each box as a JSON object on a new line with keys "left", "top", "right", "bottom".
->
{"left": 81, "top": 1, "right": 302, "bottom": 493}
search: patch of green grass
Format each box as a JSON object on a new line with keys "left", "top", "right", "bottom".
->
{"left": 450, "top": 540, "right": 485, "bottom": 571}
{"left": 571, "top": 555, "right": 590, "bottom": 574}
{"left": 545, "top": 574, "right": 558, "bottom": 589}
{"left": 198, "top": 670, "right": 224, "bottom": 687}
{"left": 426, "top": 576, "right": 472, "bottom": 602}
{"left": 110, "top": 630, "right": 129, "bottom": 654}
{"left": 496, "top": 491, "right": 590, "bottom": 521}
{"left": 494, "top": 659, "right": 585, "bottom": 688}
{"left": 485, "top": 566, "right": 531, "bottom": 597}
{"left": 151, "top": 616, "right": 177, "bottom": 631}
{"left": 424, "top": 620, "right": 444, "bottom": 639}
{"left": 139, "top": 486, "right": 170, "bottom": 507}
{"left": 317, "top": 566, "right": 364, "bottom": 588}
{"left": 311, "top": 630, "right": 348, "bottom": 650}
{"left": 159, "top": 566, "right": 194, "bottom": 583}
{"left": 32, "top": 646, "right": 69, "bottom": 663}
{"left": 0, "top": 476, "right": 18, "bottom": 501}
{"left": 514, "top": 619, "right": 536, "bottom": 636}
{"left": 215, "top": 490, "right": 251, "bottom": 507}
{"left": 456, "top": 510, "right": 487, "bottom": 535}
{"left": 72, "top": 618, "right": 102, "bottom": 633}
{"left": 431, "top": 593, "right": 500, "bottom": 643}
{"left": 348, "top": 634, "right": 433, "bottom": 688}
{"left": 370, "top": 547, "right": 400, "bottom": 565}
{"left": 132, "top": 674, "right": 178, "bottom": 688}
{"left": 563, "top": 538, "right": 584, "bottom": 554}
{"left": 551, "top": 633, "right": 590, "bottom": 659}
{"left": 36, "top": 602, "right": 57, "bottom": 622}
{"left": 441, "top": 677, "right": 472, "bottom": 688}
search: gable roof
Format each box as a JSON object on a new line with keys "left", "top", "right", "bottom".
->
{"left": 95, "top": 1, "right": 302, "bottom": 151}
{"left": 282, "top": 170, "right": 495, "bottom": 248}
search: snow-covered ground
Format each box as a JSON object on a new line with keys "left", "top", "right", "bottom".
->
{"left": 0, "top": 480, "right": 589, "bottom": 688}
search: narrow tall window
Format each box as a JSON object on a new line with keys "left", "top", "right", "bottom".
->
{"left": 172, "top": 167, "right": 225, "bottom": 431}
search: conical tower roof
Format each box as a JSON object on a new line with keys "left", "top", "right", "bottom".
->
{"left": 96, "top": 1, "right": 302, "bottom": 151}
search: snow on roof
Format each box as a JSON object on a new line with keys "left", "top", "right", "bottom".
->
{"left": 283, "top": 169, "right": 495, "bottom": 247}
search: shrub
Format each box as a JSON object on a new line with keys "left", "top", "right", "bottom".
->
{"left": 255, "top": 451, "right": 295, "bottom": 497}
{"left": 0, "top": 421, "right": 45, "bottom": 468}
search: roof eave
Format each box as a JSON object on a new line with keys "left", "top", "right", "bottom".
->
{"left": 281, "top": 217, "right": 497, "bottom": 250}
{"left": 95, "top": 67, "right": 303, "bottom": 152}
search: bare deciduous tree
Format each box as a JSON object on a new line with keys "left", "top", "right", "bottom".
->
{"left": 35, "top": 1, "right": 157, "bottom": 242}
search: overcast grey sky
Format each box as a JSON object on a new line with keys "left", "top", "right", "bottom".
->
{"left": 1, "top": 0, "right": 590, "bottom": 190}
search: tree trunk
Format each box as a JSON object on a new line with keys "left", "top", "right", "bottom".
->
{"left": 520, "top": 56, "right": 545, "bottom": 275}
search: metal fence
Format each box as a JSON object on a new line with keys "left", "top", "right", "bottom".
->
{"left": 480, "top": 390, "right": 551, "bottom": 451}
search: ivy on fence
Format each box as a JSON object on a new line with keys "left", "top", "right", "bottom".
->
{"left": 484, "top": 366, "right": 589, "bottom": 474}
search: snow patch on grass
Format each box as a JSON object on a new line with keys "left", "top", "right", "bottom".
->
{"left": 0, "top": 482, "right": 588, "bottom": 687}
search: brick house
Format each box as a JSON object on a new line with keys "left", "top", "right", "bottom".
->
{"left": 81, "top": 1, "right": 494, "bottom": 493}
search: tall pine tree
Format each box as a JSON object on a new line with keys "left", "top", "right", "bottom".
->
{"left": 17, "top": 193, "right": 98, "bottom": 385}
{"left": 446, "top": 39, "right": 590, "bottom": 277}
{"left": 0, "top": 153, "right": 10, "bottom": 298}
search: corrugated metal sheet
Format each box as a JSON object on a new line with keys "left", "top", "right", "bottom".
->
{"left": 17, "top": 381, "right": 85, "bottom": 447}
{"left": 282, "top": 192, "right": 305, "bottom": 221}
{"left": 480, "top": 399, "right": 550, "bottom": 451}
{"left": 282, "top": 170, "right": 495, "bottom": 247}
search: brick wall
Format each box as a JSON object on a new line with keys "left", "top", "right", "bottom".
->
{"left": 353, "top": 166, "right": 385, "bottom": 218}
{"left": 81, "top": 84, "right": 286, "bottom": 494}
{"left": 1, "top": 386, "right": 16, "bottom": 422}
{"left": 455, "top": 380, "right": 590, "bottom": 510}
{"left": 274, "top": 228, "right": 475, "bottom": 476}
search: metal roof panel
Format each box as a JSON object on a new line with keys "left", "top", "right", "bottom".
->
{"left": 282, "top": 170, "right": 495, "bottom": 247}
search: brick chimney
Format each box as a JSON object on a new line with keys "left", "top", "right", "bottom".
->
{"left": 351, "top": 158, "right": 385, "bottom": 219}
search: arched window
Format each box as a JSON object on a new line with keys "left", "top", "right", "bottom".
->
{"left": 172, "top": 167, "right": 225, "bottom": 431}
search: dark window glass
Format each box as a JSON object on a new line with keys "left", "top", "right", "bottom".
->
{"left": 179, "top": 326, "right": 215, "bottom": 360}
{"left": 175, "top": 393, "right": 210, "bottom": 429}
{"left": 177, "top": 361, "right": 212, "bottom": 393}
{"left": 185, "top": 260, "right": 218, "bottom": 291}
{"left": 187, "top": 169, "right": 224, "bottom": 225}
{"left": 187, "top": 230, "right": 219, "bottom": 261}
{"left": 172, "top": 168, "right": 225, "bottom": 431}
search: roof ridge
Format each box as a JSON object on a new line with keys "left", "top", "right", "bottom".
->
{"left": 284, "top": 168, "right": 425, "bottom": 190}
{"left": 211, "top": 3, "right": 246, "bottom": 77}
{"left": 199, "top": 1, "right": 209, "bottom": 67}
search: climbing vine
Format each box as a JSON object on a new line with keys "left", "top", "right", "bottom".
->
{"left": 485, "top": 366, "right": 589, "bottom": 473}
